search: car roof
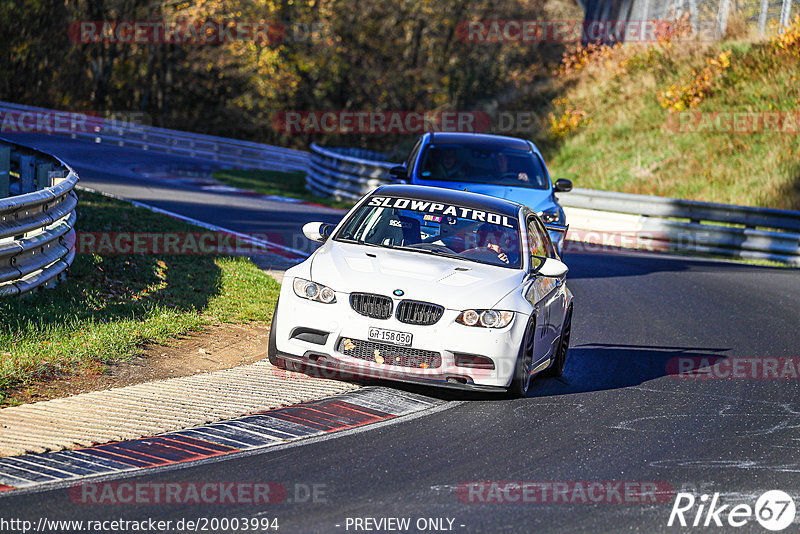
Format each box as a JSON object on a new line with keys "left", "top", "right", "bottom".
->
{"left": 371, "top": 184, "right": 523, "bottom": 218}
{"left": 425, "top": 132, "right": 531, "bottom": 152}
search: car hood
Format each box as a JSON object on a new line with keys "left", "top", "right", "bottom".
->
{"left": 417, "top": 180, "right": 556, "bottom": 212}
{"left": 310, "top": 241, "right": 525, "bottom": 310}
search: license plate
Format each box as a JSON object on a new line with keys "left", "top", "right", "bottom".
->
{"left": 368, "top": 327, "right": 412, "bottom": 346}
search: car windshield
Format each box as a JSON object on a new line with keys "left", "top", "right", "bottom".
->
{"left": 334, "top": 195, "right": 521, "bottom": 268}
{"left": 418, "top": 143, "right": 549, "bottom": 189}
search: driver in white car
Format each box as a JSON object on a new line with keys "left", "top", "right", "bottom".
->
{"left": 473, "top": 223, "right": 520, "bottom": 265}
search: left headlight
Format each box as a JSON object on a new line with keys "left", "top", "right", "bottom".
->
{"left": 456, "top": 309, "right": 515, "bottom": 328}
{"left": 293, "top": 278, "right": 336, "bottom": 303}
{"left": 538, "top": 207, "right": 562, "bottom": 224}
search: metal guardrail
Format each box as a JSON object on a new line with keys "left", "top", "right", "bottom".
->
{"left": 307, "top": 143, "right": 397, "bottom": 201}
{"left": 595, "top": 0, "right": 795, "bottom": 42}
{"left": 560, "top": 189, "right": 800, "bottom": 265}
{"left": 307, "top": 145, "right": 800, "bottom": 266}
{"left": 0, "top": 101, "right": 310, "bottom": 173}
{"left": 561, "top": 188, "right": 800, "bottom": 232}
{"left": 0, "top": 138, "right": 78, "bottom": 297}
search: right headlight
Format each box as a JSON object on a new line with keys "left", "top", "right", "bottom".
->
{"left": 538, "top": 207, "right": 562, "bottom": 224}
{"left": 293, "top": 278, "right": 336, "bottom": 303}
{"left": 456, "top": 309, "right": 515, "bottom": 328}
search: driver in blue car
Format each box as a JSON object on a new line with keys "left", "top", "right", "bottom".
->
{"left": 433, "top": 147, "right": 469, "bottom": 180}
{"left": 492, "top": 151, "right": 529, "bottom": 183}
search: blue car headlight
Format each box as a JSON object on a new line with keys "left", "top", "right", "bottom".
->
{"left": 293, "top": 278, "right": 336, "bottom": 303}
{"left": 538, "top": 207, "right": 562, "bottom": 224}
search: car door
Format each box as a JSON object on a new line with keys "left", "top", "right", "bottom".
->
{"left": 534, "top": 216, "right": 568, "bottom": 355}
{"left": 524, "top": 214, "right": 564, "bottom": 362}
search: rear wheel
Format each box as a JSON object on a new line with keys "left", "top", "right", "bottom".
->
{"left": 543, "top": 307, "right": 572, "bottom": 378}
{"left": 267, "top": 298, "right": 287, "bottom": 370}
{"left": 509, "top": 316, "right": 536, "bottom": 398}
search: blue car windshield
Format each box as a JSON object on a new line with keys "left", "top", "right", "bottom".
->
{"left": 334, "top": 196, "right": 522, "bottom": 269}
{"left": 417, "top": 144, "right": 549, "bottom": 189}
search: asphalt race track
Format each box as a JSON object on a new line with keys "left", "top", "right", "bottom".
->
{"left": 2, "top": 133, "right": 800, "bottom": 532}
{"left": 0, "top": 132, "right": 344, "bottom": 259}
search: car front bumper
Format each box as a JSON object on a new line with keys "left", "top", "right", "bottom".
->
{"left": 273, "top": 283, "right": 530, "bottom": 389}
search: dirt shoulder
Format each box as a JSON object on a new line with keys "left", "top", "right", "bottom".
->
{"left": 3, "top": 323, "right": 270, "bottom": 406}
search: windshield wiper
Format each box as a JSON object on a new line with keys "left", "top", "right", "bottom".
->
{"left": 336, "top": 237, "right": 382, "bottom": 248}
{"left": 339, "top": 239, "right": 463, "bottom": 261}
{"left": 390, "top": 245, "right": 461, "bottom": 260}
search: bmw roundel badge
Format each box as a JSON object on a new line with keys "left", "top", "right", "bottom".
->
{"left": 393, "top": 289, "right": 404, "bottom": 296}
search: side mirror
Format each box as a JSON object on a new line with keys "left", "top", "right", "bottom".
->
{"left": 554, "top": 179, "right": 573, "bottom": 193}
{"left": 535, "top": 257, "right": 569, "bottom": 278}
{"left": 389, "top": 165, "right": 408, "bottom": 183}
{"left": 302, "top": 221, "right": 333, "bottom": 242}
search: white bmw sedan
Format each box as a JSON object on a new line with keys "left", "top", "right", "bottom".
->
{"left": 268, "top": 184, "right": 573, "bottom": 397}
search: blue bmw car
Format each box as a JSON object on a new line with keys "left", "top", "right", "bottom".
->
{"left": 389, "top": 132, "right": 572, "bottom": 253}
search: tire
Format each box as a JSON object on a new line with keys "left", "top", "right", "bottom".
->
{"left": 543, "top": 307, "right": 572, "bottom": 378}
{"left": 267, "top": 298, "right": 287, "bottom": 370}
{"left": 508, "top": 316, "right": 536, "bottom": 398}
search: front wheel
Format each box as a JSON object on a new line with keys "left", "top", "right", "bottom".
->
{"left": 508, "top": 316, "right": 536, "bottom": 398}
{"left": 267, "top": 298, "right": 287, "bottom": 370}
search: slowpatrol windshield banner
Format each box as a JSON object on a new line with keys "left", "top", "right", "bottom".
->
{"left": 367, "top": 196, "right": 517, "bottom": 229}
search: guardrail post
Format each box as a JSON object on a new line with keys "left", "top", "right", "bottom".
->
{"left": 19, "top": 155, "right": 36, "bottom": 193}
{"left": 0, "top": 146, "right": 9, "bottom": 198}
{"left": 48, "top": 168, "right": 66, "bottom": 187}
{"left": 36, "top": 162, "right": 52, "bottom": 191}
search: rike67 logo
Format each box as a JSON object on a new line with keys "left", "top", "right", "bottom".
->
{"left": 668, "top": 490, "right": 796, "bottom": 531}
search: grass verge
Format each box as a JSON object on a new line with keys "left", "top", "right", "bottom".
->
{"left": 523, "top": 23, "right": 800, "bottom": 210}
{"left": 0, "top": 190, "right": 281, "bottom": 405}
{"left": 213, "top": 169, "right": 354, "bottom": 209}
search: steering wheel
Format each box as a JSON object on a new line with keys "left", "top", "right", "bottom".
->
{"left": 461, "top": 247, "right": 502, "bottom": 260}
